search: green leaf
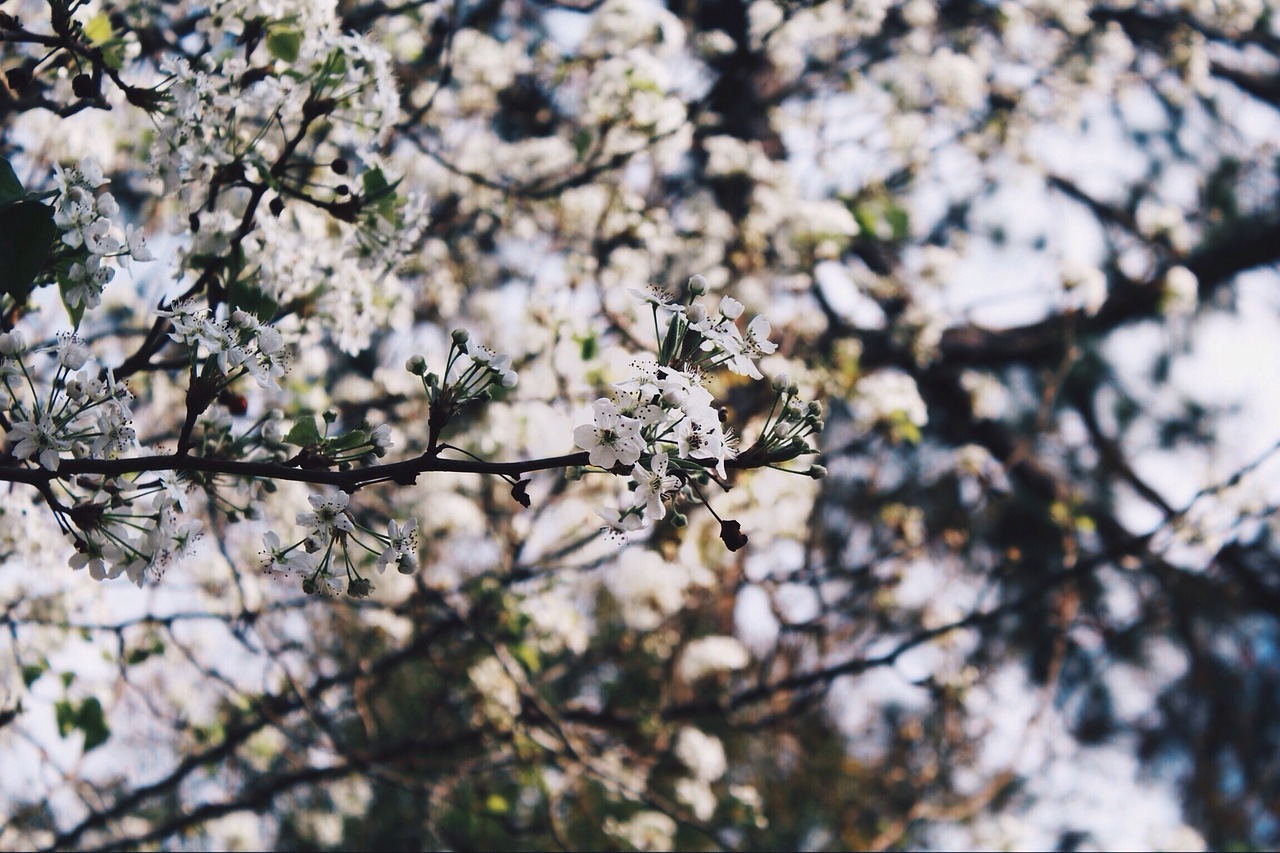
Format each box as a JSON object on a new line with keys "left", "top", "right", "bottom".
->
{"left": 885, "top": 204, "right": 910, "bottom": 241}
{"left": 267, "top": 29, "right": 302, "bottom": 63}
{"left": 55, "top": 699, "right": 76, "bottom": 736}
{"left": 83, "top": 12, "right": 114, "bottom": 46}
{"left": 21, "top": 661, "right": 46, "bottom": 687}
{"left": 76, "top": 697, "right": 110, "bottom": 751}
{"left": 57, "top": 260, "right": 88, "bottom": 329}
{"left": 0, "top": 200, "right": 57, "bottom": 306}
{"left": 512, "top": 642, "right": 541, "bottom": 674}
{"left": 126, "top": 638, "right": 165, "bottom": 666}
{"left": 102, "top": 44, "right": 125, "bottom": 71}
{"left": 573, "top": 128, "right": 593, "bottom": 161}
{"left": 285, "top": 416, "right": 322, "bottom": 447}
{"left": 0, "top": 157, "right": 26, "bottom": 206}
{"left": 361, "top": 167, "right": 401, "bottom": 218}
{"left": 579, "top": 334, "right": 597, "bottom": 361}
{"left": 226, "top": 277, "right": 278, "bottom": 322}
{"left": 327, "top": 429, "right": 370, "bottom": 451}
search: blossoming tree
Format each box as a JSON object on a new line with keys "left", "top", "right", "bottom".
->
{"left": 4, "top": 0, "right": 1280, "bottom": 849}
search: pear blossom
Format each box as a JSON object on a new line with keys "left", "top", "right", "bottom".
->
{"left": 297, "top": 490, "right": 356, "bottom": 540}
{"left": 10, "top": 415, "right": 69, "bottom": 470}
{"left": 574, "top": 398, "right": 644, "bottom": 469}
{"left": 632, "top": 452, "right": 680, "bottom": 522}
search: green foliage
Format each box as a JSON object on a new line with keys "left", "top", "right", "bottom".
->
{"left": 0, "top": 157, "right": 57, "bottom": 310}
{"left": 55, "top": 696, "right": 110, "bottom": 752}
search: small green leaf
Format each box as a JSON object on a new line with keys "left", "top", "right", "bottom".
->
{"left": 0, "top": 157, "right": 26, "bottom": 205}
{"left": 512, "top": 642, "right": 541, "bottom": 674}
{"left": 573, "top": 128, "right": 593, "bottom": 161}
{"left": 83, "top": 12, "right": 114, "bottom": 46}
{"left": 285, "top": 416, "right": 322, "bottom": 447}
{"left": 21, "top": 661, "right": 46, "bottom": 687}
{"left": 579, "top": 334, "right": 597, "bottom": 361}
{"left": 76, "top": 697, "right": 110, "bottom": 751}
{"left": 360, "top": 167, "right": 390, "bottom": 200}
{"left": 326, "top": 429, "right": 370, "bottom": 451}
{"left": 57, "top": 260, "right": 88, "bottom": 329}
{"left": 267, "top": 29, "right": 302, "bottom": 63}
{"left": 0, "top": 200, "right": 58, "bottom": 305}
{"left": 55, "top": 699, "right": 76, "bottom": 736}
{"left": 885, "top": 204, "right": 910, "bottom": 241}
{"left": 126, "top": 638, "right": 165, "bottom": 666}
{"left": 226, "top": 277, "right": 278, "bottom": 322}
{"left": 101, "top": 44, "right": 125, "bottom": 71}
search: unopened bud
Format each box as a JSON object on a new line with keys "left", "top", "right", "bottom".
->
{"left": 807, "top": 464, "right": 828, "bottom": 479}
{"left": 451, "top": 328, "right": 470, "bottom": 346}
{"left": 687, "top": 274, "right": 708, "bottom": 295}
{"left": 406, "top": 354, "right": 427, "bottom": 375}
{"left": 323, "top": 408, "right": 338, "bottom": 423}
{"left": 771, "top": 373, "right": 790, "bottom": 392}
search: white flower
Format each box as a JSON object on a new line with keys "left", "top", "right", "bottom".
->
{"left": 596, "top": 504, "right": 647, "bottom": 536}
{"left": 1163, "top": 265, "right": 1199, "bottom": 316}
{"left": 603, "top": 811, "right": 677, "bottom": 852}
{"left": 261, "top": 531, "right": 318, "bottom": 575}
{"left": 1062, "top": 261, "right": 1108, "bottom": 315}
{"left": 69, "top": 538, "right": 111, "bottom": 581}
{"left": 574, "top": 398, "right": 644, "bottom": 469}
{"left": 675, "top": 727, "right": 727, "bottom": 782}
{"left": 56, "top": 334, "right": 91, "bottom": 370}
{"left": 632, "top": 452, "right": 679, "bottom": 522}
{"left": 674, "top": 419, "right": 733, "bottom": 478}
{"left": 855, "top": 370, "right": 929, "bottom": 430}
{"left": 10, "top": 415, "right": 69, "bottom": 470}
{"left": 743, "top": 315, "right": 777, "bottom": 357}
{"left": 675, "top": 777, "right": 717, "bottom": 821}
{"left": 376, "top": 518, "right": 419, "bottom": 574}
{"left": 125, "top": 224, "right": 155, "bottom": 262}
{"left": 678, "top": 635, "right": 750, "bottom": 681}
{"left": 370, "top": 423, "right": 394, "bottom": 454}
{"left": 719, "top": 295, "right": 744, "bottom": 319}
{"left": 0, "top": 330, "right": 26, "bottom": 355}
{"left": 296, "top": 490, "right": 356, "bottom": 539}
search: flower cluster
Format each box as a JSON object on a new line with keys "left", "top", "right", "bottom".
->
{"left": 50, "top": 157, "right": 154, "bottom": 313}
{"left": 578, "top": 279, "right": 821, "bottom": 542}
{"left": 407, "top": 329, "right": 519, "bottom": 428}
{"left": 71, "top": 491, "right": 203, "bottom": 587}
{"left": 1, "top": 331, "right": 137, "bottom": 470}
{"left": 158, "top": 303, "right": 290, "bottom": 390}
{"left": 261, "top": 489, "right": 418, "bottom": 598}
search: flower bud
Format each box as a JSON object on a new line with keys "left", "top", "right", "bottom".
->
{"left": 807, "top": 465, "right": 828, "bottom": 479}
{"left": 687, "top": 274, "right": 708, "bottom": 295}
{"left": 0, "top": 330, "right": 27, "bottom": 355}
{"left": 323, "top": 408, "right": 338, "bottom": 423}
{"left": 405, "top": 354, "right": 427, "bottom": 375}
{"left": 771, "top": 373, "right": 790, "bottom": 392}
{"left": 451, "top": 328, "right": 470, "bottom": 346}
{"left": 720, "top": 296, "right": 745, "bottom": 319}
